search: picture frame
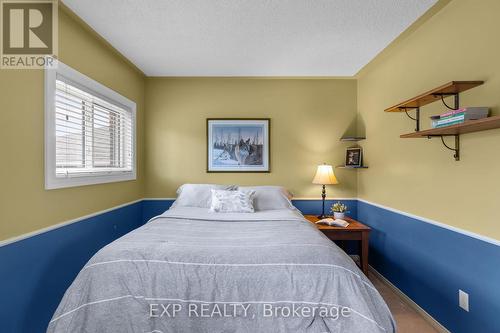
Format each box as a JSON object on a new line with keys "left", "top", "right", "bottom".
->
{"left": 345, "top": 147, "right": 362, "bottom": 167}
{"left": 207, "top": 118, "right": 270, "bottom": 173}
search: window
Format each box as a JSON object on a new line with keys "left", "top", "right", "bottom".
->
{"left": 45, "top": 62, "right": 136, "bottom": 189}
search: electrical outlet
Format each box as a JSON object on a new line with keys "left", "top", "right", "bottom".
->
{"left": 459, "top": 290, "right": 469, "bottom": 312}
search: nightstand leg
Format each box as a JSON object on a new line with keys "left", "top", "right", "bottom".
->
{"left": 361, "top": 232, "right": 369, "bottom": 276}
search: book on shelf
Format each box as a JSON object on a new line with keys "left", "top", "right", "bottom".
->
{"left": 434, "top": 120, "right": 465, "bottom": 128}
{"left": 430, "top": 107, "right": 489, "bottom": 128}
{"left": 440, "top": 107, "right": 488, "bottom": 119}
{"left": 430, "top": 107, "right": 488, "bottom": 119}
{"left": 432, "top": 114, "right": 464, "bottom": 127}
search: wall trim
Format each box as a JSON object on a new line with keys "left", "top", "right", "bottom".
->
{"left": 3, "top": 197, "right": 497, "bottom": 249}
{"left": 0, "top": 199, "right": 143, "bottom": 248}
{"left": 144, "top": 197, "right": 500, "bottom": 247}
{"left": 4, "top": 197, "right": 355, "bottom": 247}
{"left": 369, "top": 266, "right": 450, "bottom": 333}
{"left": 358, "top": 198, "right": 500, "bottom": 247}
{"left": 142, "top": 197, "right": 176, "bottom": 201}
{"left": 292, "top": 197, "right": 357, "bottom": 201}
{"left": 142, "top": 197, "right": 358, "bottom": 201}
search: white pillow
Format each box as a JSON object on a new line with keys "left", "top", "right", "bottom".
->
{"left": 172, "top": 184, "right": 237, "bottom": 208}
{"left": 238, "top": 186, "right": 294, "bottom": 211}
{"left": 210, "top": 189, "right": 256, "bottom": 213}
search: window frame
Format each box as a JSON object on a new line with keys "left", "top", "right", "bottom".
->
{"left": 45, "top": 61, "right": 136, "bottom": 190}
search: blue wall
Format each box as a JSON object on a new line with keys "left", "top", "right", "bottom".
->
{"left": 357, "top": 200, "right": 500, "bottom": 333}
{"left": 0, "top": 201, "right": 143, "bottom": 333}
{"left": 142, "top": 199, "right": 174, "bottom": 223}
{"left": 1, "top": 198, "right": 498, "bottom": 332}
{"left": 291, "top": 199, "right": 358, "bottom": 220}
{"left": 141, "top": 199, "right": 358, "bottom": 223}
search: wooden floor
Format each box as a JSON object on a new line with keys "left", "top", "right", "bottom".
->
{"left": 369, "top": 272, "right": 445, "bottom": 333}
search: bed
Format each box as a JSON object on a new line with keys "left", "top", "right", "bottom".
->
{"left": 47, "top": 186, "right": 395, "bottom": 333}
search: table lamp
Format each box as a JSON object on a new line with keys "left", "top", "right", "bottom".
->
{"left": 312, "top": 164, "right": 339, "bottom": 219}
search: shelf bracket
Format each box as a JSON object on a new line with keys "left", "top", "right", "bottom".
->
{"left": 427, "top": 135, "right": 460, "bottom": 161}
{"left": 400, "top": 107, "right": 420, "bottom": 132}
{"left": 433, "top": 93, "right": 460, "bottom": 110}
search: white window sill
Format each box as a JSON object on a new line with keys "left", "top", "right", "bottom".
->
{"left": 45, "top": 172, "right": 136, "bottom": 190}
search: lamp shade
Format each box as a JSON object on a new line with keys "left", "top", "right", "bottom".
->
{"left": 312, "top": 164, "right": 338, "bottom": 185}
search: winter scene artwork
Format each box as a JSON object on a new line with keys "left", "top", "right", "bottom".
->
{"left": 207, "top": 119, "right": 270, "bottom": 172}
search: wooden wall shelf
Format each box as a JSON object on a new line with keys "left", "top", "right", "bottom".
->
{"left": 336, "top": 166, "right": 368, "bottom": 169}
{"left": 385, "top": 80, "right": 489, "bottom": 161}
{"left": 385, "top": 81, "right": 484, "bottom": 112}
{"left": 400, "top": 116, "right": 500, "bottom": 138}
{"left": 340, "top": 136, "right": 366, "bottom": 142}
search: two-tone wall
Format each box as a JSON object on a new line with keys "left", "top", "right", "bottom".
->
{"left": 0, "top": 201, "right": 143, "bottom": 333}
{"left": 356, "top": 0, "right": 500, "bottom": 332}
{"left": 357, "top": 0, "right": 500, "bottom": 241}
{"left": 1, "top": 1, "right": 499, "bottom": 332}
{"left": 0, "top": 8, "right": 146, "bottom": 329}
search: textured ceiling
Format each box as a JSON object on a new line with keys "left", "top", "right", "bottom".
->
{"left": 62, "top": 0, "right": 437, "bottom": 76}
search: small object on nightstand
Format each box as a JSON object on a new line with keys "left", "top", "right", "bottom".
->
{"left": 331, "top": 201, "right": 348, "bottom": 220}
{"left": 316, "top": 218, "right": 349, "bottom": 228}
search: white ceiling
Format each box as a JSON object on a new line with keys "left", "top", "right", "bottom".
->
{"left": 63, "top": 0, "right": 437, "bottom": 76}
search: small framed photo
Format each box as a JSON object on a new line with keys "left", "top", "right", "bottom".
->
{"left": 207, "top": 118, "right": 270, "bottom": 172}
{"left": 345, "top": 147, "right": 362, "bottom": 167}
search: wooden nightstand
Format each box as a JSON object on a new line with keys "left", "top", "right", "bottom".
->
{"left": 304, "top": 215, "right": 371, "bottom": 275}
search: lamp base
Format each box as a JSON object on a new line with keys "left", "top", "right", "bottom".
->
{"left": 318, "top": 185, "right": 327, "bottom": 220}
{"left": 317, "top": 214, "right": 326, "bottom": 220}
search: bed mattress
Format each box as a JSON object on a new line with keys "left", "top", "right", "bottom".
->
{"left": 47, "top": 207, "right": 395, "bottom": 332}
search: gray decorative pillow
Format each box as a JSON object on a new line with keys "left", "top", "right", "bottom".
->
{"left": 238, "top": 186, "right": 294, "bottom": 211}
{"left": 210, "top": 189, "right": 256, "bottom": 213}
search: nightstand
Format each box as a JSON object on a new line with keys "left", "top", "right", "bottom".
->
{"left": 304, "top": 215, "right": 371, "bottom": 275}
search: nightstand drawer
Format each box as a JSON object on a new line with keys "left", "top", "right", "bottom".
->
{"left": 321, "top": 230, "right": 364, "bottom": 241}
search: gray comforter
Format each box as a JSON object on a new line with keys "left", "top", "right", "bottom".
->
{"left": 47, "top": 207, "right": 395, "bottom": 333}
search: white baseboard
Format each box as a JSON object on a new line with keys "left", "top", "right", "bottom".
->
{"left": 369, "top": 266, "right": 450, "bottom": 333}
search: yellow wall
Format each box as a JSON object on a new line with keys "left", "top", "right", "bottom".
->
{"left": 145, "top": 78, "right": 358, "bottom": 198}
{"left": 0, "top": 8, "right": 145, "bottom": 241}
{"left": 357, "top": 0, "right": 500, "bottom": 240}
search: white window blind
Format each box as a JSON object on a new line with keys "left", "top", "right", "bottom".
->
{"left": 45, "top": 61, "right": 136, "bottom": 189}
{"left": 55, "top": 77, "right": 133, "bottom": 177}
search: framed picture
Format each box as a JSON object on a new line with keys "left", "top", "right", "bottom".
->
{"left": 207, "top": 118, "right": 270, "bottom": 172}
{"left": 345, "top": 147, "right": 362, "bottom": 167}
